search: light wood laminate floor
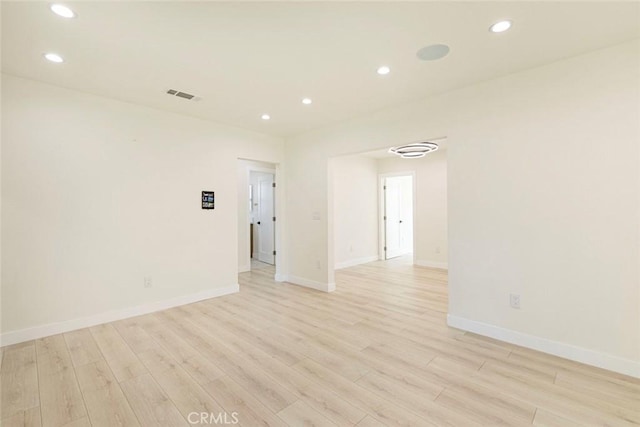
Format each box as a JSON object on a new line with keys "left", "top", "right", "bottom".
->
{"left": 2, "top": 259, "right": 639, "bottom": 426}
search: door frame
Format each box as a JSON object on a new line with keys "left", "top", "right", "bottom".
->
{"left": 238, "top": 160, "right": 282, "bottom": 279}
{"left": 247, "top": 166, "right": 276, "bottom": 266}
{"left": 378, "top": 171, "right": 416, "bottom": 260}
{"left": 253, "top": 171, "right": 276, "bottom": 265}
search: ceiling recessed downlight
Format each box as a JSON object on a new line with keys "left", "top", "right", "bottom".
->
{"left": 50, "top": 4, "right": 76, "bottom": 18}
{"left": 377, "top": 66, "right": 391, "bottom": 75}
{"left": 416, "top": 44, "right": 450, "bottom": 61}
{"left": 389, "top": 142, "right": 438, "bottom": 158}
{"left": 302, "top": 98, "right": 312, "bottom": 105}
{"left": 261, "top": 114, "right": 271, "bottom": 120}
{"left": 44, "top": 53, "right": 64, "bottom": 63}
{"left": 489, "top": 20, "right": 512, "bottom": 33}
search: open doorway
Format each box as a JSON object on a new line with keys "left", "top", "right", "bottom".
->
{"left": 381, "top": 174, "right": 414, "bottom": 260}
{"left": 237, "top": 159, "right": 279, "bottom": 276}
{"left": 330, "top": 139, "right": 447, "bottom": 280}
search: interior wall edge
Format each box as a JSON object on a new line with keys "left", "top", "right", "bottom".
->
{"left": 447, "top": 314, "right": 640, "bottom": 379}
{"left": 0, "top": 284, "right": 239, "bottom": 347}
{"left": 282, "top": 275, "right": 335, "bottom": 293}
{"left": 335, "top": 255, "right": 380, "bottom": 270}
{"left": 414, "top": 259, "right": 448, "bottom": 270}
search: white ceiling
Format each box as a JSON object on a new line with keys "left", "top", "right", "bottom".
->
{"left": 2, "top": 2, "right": 639, "bottom": 137}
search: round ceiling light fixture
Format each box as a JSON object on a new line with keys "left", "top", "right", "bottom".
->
{"left": 44, "top": 52, "right": 64, "bottom": 63}
{"left": 489, "top": 20, "right": 512, "bottom": 33}
{"left": 50, "top": 4, "right": 76, "bottom": 18}
{"left": 302, "top": 98, "right": 312, "bottom": 105}
{"left": 261, "top": 114, "right": 271, "bottom": 120}
{"left": 389, "top": 141, "right": 438, "bottom": 158}
{"left": 416, "top": 44, "right": 450, "bottom": 61}
{"left": 377, "top": 66, "right": 391, "bottom": 75}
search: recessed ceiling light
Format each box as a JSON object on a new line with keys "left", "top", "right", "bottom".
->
{"left": 416, "top": 44, "right": 450, "bottom": 61}
{"left": 489, "top": 20, "right": 512, "bottom": 33}
{"left": 44, "top": 53, "right": 64, "bottom": 63}
{"left": 261, "top": 114, "right": 271, "bottom": 120}
{"left": 50, "top": 4, "right": 76, "bottom": 18}
{"left": 377, "top": 66, "right": 391, "bottom": 75}
{"left": 302, "top": 98, "right": 312, "bottom": 105}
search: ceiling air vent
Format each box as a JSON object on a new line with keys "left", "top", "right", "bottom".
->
{"left": 166, "top": 89, "right": 200, "bottom": 101}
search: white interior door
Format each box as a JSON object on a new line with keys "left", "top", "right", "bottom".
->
{"left": 384, "top": 175, "right": 413, "bottom": 259}
{"left": 256, "top": 174, "right": 275, "bottom": 264}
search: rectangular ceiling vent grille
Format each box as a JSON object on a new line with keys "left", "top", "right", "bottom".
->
{"left": 166, "top": 89, "right": 200, "bottom": 101}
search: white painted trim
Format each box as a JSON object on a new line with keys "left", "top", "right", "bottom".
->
{"left": 414, "top": 259, "right": 448, "bottom": 270}
{"left": 447, "top": 314, "right": 640, "bottom": 379}
{"left": 335, "top": 255, "right": 379, "bottom": 270}
{"left": 238, "top": 264, "right": 251, "bottom": 273}
{"left": 274, "top": 273, "right": 288, "bottom": 282}
{"left": 0, "top": 285, "right": 239, "bottom": 347}
{"left": 284, "top": 275, "right": 335, "bottom": 293}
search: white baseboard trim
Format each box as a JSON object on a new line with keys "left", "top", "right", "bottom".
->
{"left": 414, "top": 259, "right": 448, "bottom": 270}
{"left": 274, "top": 273, "right": 287, "bottom": 282}
{"left": 447, "top": 314, "right": 640, "bottom": 379}
{"left": 283, "top": 275, "right": 334, "bottom": 293}
{"left": 335, "top": 255, "right": 379, "bottom": 270}
{"left": 238, "top": 264, "right": 250, "bottom": 273}
{"left": 0, "top": 284, "right": 239, "bottom": 347}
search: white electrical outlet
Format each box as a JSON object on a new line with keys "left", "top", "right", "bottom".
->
{"left": 316, "top": 260, "right": 321, "bottom": 269}
{"left": 144, "top": 276, "right": 153, "bottom": 288}
{"left": 510, "top": 294, "right": 520, "bottom": 309}
{"left": 435, "top": 246, "right": 441, "bottom": 254}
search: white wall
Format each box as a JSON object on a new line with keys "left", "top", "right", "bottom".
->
{"left": 284, "top": 40, "right": 640, "bottom": 376}
{"left": 283, "top": 141, "right": 335, "bottom": 291}
{"left": 378, "top": 148, "right": 448, "bottom": 269}
{"left": 331, "top": 155, "right": 379, "bottom": 269}
{"left": 1, "top": 74, "right": 283, "bottom": 343}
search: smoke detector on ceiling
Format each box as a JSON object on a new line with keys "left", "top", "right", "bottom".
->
{"left": 165, "top": 89, "right": 202, "bottom": 101}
